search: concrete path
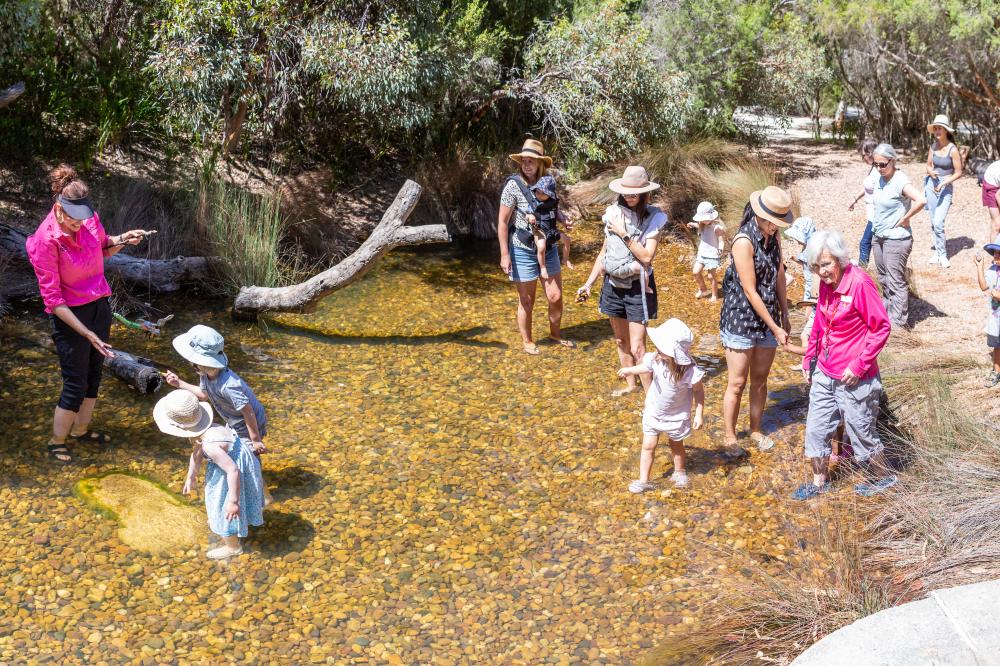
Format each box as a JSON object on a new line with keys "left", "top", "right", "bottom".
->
{"left": 792, "top": 580, "right": 1000, "bottom": 665}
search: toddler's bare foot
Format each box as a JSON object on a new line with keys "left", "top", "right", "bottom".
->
{"left": 565, "top": 260, "right": 574, "bottom": 270}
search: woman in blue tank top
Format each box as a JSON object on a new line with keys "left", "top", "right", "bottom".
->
{"left": 924, "top": 114, "right": 964, "bottom": 268}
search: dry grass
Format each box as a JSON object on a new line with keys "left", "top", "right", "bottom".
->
{"left": 412, "top": 145, "right": 509, "bottom": 240}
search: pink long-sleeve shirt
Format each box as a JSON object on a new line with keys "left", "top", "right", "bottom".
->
{"left": 25, "top": 208, "right": 113, "bottom": 314}
{"left": 802, "top": 263, "right": 891, "bottom": 381}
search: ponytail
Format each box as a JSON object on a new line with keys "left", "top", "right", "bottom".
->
{"left": 48, "top": 164, "right": 89, "bottom": 200}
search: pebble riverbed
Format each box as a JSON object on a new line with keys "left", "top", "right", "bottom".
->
{"left": 0, "top": 234, "right": 836, "bottom": 664}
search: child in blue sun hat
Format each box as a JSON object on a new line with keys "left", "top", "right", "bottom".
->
{"left": 975, "top": 234, "right": 1000, "bottom": 387}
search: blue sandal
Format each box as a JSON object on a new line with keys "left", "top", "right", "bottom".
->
{"left": 791, "top": 482, "right": 831, "bottom": 501}
{"left": 855, "top": 475, "right": 898, "bottom": 497}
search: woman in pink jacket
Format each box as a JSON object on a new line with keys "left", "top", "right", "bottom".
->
{"left": 26, "top": 164, "right": 149, "bottom": 463}
{"left": 793, "top": 229, "right": 897, "bottom": 500}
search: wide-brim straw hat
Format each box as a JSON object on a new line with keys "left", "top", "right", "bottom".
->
{"left": 509, "top": 139, "right": 553, "bottom": 167}
{"left": 927, "top": 114, "right": 955, "bottom": 134}
{"left": 646, "top": 318, "right": 694, "bottom": 366}
{"left": 750, "top": 186, "right": 793, "bottom": 228}
{"left": 154, "top": 390, "right": 214, "bottom": 438}
{"left": 609, "top": 165, "right": 660, "bottom": 195}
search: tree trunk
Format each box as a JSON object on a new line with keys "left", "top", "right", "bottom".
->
{"left": 0, "top": 222, "right": 214, "bottom": 293}
{"left": 233, "top": 180, "right": 450, "bottom": 317}
{"left": 0, "top": 82, "right": 25, "bottom": 108}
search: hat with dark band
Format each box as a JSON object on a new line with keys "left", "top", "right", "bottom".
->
{"left": 509, "top": 139, "right": 553, "bottom": 167}
{"left": 56, "top": 195, "right": 95, "bottom": 221}
{"left": 749, "top": 186, "right": 794, "bottom": 228}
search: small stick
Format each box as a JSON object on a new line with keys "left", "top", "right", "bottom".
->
{"left": 107, "top": 229, "right": 157, "bottom": 248}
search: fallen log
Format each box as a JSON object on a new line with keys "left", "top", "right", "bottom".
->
{"left": 104, "top": 350, "right": 164, "bottom": 394}
{"left": 0, "top": 222, "right": 213, "bottom": 293}
{"left": 0, "top": 82, "right": 25, "bottom": 108}
{"left": 232, "top": 179, "right": 450, "bottom": 317}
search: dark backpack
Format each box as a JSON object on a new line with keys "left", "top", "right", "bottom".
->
{"left": 503, "top": 174, "right": 560, "bottom": 249}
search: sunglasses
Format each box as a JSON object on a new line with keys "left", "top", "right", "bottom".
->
{"left": 622, "top": 193, "right": 641, "bottom": 199}
{"left": 873, "top": 161, "right": 892, "bottom": 169}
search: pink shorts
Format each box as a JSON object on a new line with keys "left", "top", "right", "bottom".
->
{"left": 983, "top": 182, "right": 999, "bottom": 209}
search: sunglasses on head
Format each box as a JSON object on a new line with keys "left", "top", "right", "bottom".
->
{"left": 873, "top": 161, "right": 891, "bottom": 169}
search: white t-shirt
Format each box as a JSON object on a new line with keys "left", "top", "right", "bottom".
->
{"left": 984, "top": 161, "right": 1000, "bottom": 187}
{"left": 862, "top": 165, "right": 879, "bottom": 221}
{"left": 640, "top": 352, "right": 705, "bottom": 432}
{"left": 601, "top": 204, "right": 667, "bottom": 274}
{"left": 697, "top": 223, "right": 725, "bottom": 259}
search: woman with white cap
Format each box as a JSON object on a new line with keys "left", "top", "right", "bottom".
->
{"left": 718, "top": 187, "right": 794, "bottom": 454}
{"left": 870, "top": 143, "right": 926, "bottom": 328}
{"left": 497, "top": 139, "right": 575, "bottom": 355}
{"left": 577, "top": 165, "right": 668, "bottom": 396}
{"left": 154, "top": 389, "right": 266, "bottom": 559}
{"left": 25, "top": 164, "right": 150, "bottom": 463}
{"left": 923, "top": 114, "right": 964, "bottom": 268}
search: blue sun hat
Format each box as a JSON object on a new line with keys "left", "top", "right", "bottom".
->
{"left": 785, "top": 216, "right": 816, "bottom": 246}
{"left": 984, "top": 233, "right": 1000, "bottom": 254}
{"left": 531, "top": 175, "right": 558, "bottom": 200}
{"left": 172, "top": 325, "right": 228, "bottom": 368}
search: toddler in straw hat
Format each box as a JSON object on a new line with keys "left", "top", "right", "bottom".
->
{"left": 618, "top": 319, "right": 705, "bottom": 492}
{"left": 154, "top": 390, "right": 266, "bottom": 559}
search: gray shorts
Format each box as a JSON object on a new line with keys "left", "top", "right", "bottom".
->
{"left": 804, "top": 370, "right": 883, "bottom": 461}
{"left": 988, "top": 334, "right": 1000, "bottom": 349}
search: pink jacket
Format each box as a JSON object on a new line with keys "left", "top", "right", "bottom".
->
{"left": 802, "top": 263, "right": 891, "bottom": 381}
{"left": 25, "top": 208, "right": 113, "bottom": 314}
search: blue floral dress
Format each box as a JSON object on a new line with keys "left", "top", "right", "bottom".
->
{"left": 202, "top": 425, "right": 265, "bottom": 538}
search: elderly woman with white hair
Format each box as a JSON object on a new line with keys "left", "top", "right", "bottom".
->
{"left": 870, "top": 143, "right": 926, "bottom": 328}
{"left": 792, "top": 230, "right": 896, "bottom": 500}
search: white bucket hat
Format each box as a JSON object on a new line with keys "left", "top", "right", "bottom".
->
{"left": 172, "top": 325, "right": 228, "bottom": 368}
{"left": 927, "top": 114, "right": 955, "bottom": 134}
{"left": 153, "top": 390, "right": 214, "bottom": 438}
{"left": 693, "top": 201, "right": 719, "bottom": 222}
{"left": 609, "top": 166, "right": 660, "bottom": 195}
{"left": 646, "top": 318, "right": 694, "bottom": 366}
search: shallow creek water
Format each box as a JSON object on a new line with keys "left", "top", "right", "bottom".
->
{"left": 0, "top": 234, "right": 836, "bottom": 664}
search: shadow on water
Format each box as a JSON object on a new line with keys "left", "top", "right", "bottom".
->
{"left": 245, "top": 510, "right": 316, "bottom": 557}
{"left": 559, "top": 318, "right": 613, "bottom": 348}
{"left": 268, "top": 466, "right": 326, "bottom": 501}
{"left": 264, "top": 319, "right": 507, "bottom": 349}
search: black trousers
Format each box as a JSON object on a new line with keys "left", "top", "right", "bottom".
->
{"left": 50, "top": 297, "right": 112, "bottom": 412}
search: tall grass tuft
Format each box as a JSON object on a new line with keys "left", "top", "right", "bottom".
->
{"left": 196, "top": 175, "right": 294, "bottom": 293}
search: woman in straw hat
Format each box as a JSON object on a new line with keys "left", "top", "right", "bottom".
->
{"left": 498, "top": 139, "right": 576, "bottom": 354}
{"left": 577, "top": 165, "right": 668, "bottom": 396}
{"left": 154, "top": 390, "right": 265, "bottom": 560}
{"left": 718, "top": 186, "right": 794, "bottom": 454}
{"left": 923, "top": 114, "right": 964, "bottom": 268}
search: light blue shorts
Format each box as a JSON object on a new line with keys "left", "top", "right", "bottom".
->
{"left": 510, "top": 242, "right": 561, "bottom": 282}
{"left": 720, "top": 329, "right": 778, "bottom": 350}
{"left": 695, "top": 255, "right": 720, "bottom": 270}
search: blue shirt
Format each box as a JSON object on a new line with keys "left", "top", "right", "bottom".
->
{"left": 200, "top": 368, "right": 268, "bottom": 439}
{"left": 872, "top": 171, "right": 912, "bottom": 240}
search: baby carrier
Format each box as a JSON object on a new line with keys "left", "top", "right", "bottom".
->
{"left": 504, "top": 174, "right": 560, "bottom": 249}
{"left": 603, "top": 203, "right": 654, "bottom": 323}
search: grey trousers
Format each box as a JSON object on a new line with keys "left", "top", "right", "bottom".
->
{"left": 873, "top": 235, "right": 912, "bottom": 327}
{"left": 804, "top": 370, "right": 884, "bottom": 461}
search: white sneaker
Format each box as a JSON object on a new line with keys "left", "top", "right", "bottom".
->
{"left": 939, "top": 254, "right": 950, "bottom": 268}
{"left": 206, "top": 546, "right": 243, "bottom": 560}
{"left": 628, "top": 480, "right": 656, "bottom": 494}
{"left": 671, "top": 473, "right": 690, "bottom": 489}
{"left": 927, "top": 254, "right": 939, "bottom": 265}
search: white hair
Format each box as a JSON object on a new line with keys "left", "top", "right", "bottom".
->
{"left": 873, "top": 143, "right": 898, "bottom": 160}
{"left": 805, "top": 230, "right": 852, "bottom": 268}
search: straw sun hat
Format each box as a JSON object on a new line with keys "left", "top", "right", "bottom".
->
{"left": 749, "top": 186, "right": 793, "bottom": 228}
{"left": 154, "top": 390, "right": 214, "bottom": 438}
{"left": 509, "top": 139, "right": 553, "bottom": 167}
{"left": 609, "top": 166, "right": 660, "bottom": 195}
{"left": 927, "top": 114, "right": 955, "bottom": 134}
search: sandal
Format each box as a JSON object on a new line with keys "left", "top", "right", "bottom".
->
{"left": 71, "top": 430, "right": 113, "bottom": 449}
{"left": 855, "top": 475, "right": 898, "bottom": 497}
{"left": 550, "top": 338, "right": 576, "bottom": 349}
{"left": 47, "top": 441, "right": 74, "bottom": 464}
{"left": 628, "top": 480, "right": 656, "bottom": 494}
{"left": 523, "top": 342, "right": 540, "bottom": 356}
{"left": 611, "top": 385, "right": 641, "bottom": 398}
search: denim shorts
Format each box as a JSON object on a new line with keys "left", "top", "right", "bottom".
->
{"left": 509, "top": 242, "right": 561, "bottom": 282}
{"left": 695, "top": 255, "right": 720, "bottom": 270}
{"left": 720, "top": 328, "right": 778, "bottom": 350}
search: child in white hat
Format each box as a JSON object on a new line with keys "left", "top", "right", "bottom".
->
{"left": 618, "top": 318, "right": 705, "bottom": 492}
{"left": 974, "top": 235, "right": 1000, "bottom": 387}
{"left": 164, "top": 325, "right": 273, "bottom": 504}
{"left": 686, "top": 201, "right": 727, "bottom": 301}
{"left": 153, "top": 390, "right": 266, "bottom": 559}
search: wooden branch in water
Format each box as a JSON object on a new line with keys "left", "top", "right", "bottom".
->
{"left": 232, "top": 179, "right": 450, "bottom": 318}
{"left": 0, "top": 222, "right": 214, "bottom": 293}
{"left": 0, "top": 82, "right": 25, "bottom": 108}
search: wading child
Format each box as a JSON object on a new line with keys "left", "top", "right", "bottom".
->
{"left": 974, "top": 234, "right": 1000, "bottom": 387}
{"left": 525, "top": 175, "right": 561, "bottom": 280}
{"left": 164, "top": 324, "right": 272, "bottom": 504}
{"left": 686, "top": 201, "right": 726, "bottom": 301}
{"left": 619, "top": 318, "right": 705, "bottom": 492}
{"left": 154, "top": 390, "right": 265, "bottom": 560}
